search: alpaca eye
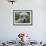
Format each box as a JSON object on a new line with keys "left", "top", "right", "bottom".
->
{"left": 26, "top": 16, "right": 28, "bottom": 18}
{"left": 21, "top": 16, "right": 23, "bottom": 18}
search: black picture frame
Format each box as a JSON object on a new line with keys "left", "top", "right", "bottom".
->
{"left": 13, "top": 10, "right": 33, "bottom": 26}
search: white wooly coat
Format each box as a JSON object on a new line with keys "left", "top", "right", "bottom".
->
{"left": 16, "top": 12, "right": 28, "bottom": 23}
{"left": 20, "top": 12, "right": 28, "bottom": 16}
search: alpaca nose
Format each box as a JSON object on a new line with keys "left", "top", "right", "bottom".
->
{"left": 24, "top": 19, "right": 25, "bottom": 22}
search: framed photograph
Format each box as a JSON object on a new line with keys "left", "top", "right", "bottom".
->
{"left": 13, "top": 10, "right": 32, "bottom": 25}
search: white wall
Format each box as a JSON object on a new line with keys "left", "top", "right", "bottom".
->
{"left": 0, "top": 0, "right": 46, "bottom": 42}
